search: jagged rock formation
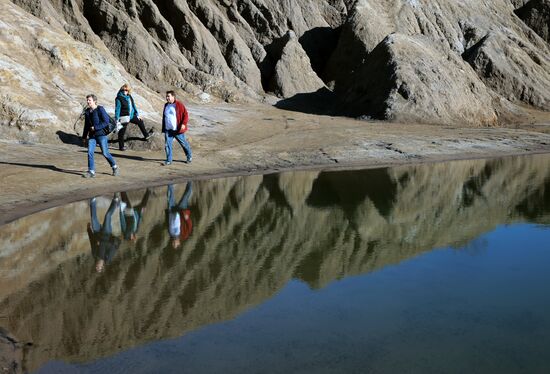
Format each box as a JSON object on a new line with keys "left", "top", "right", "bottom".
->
{"left": 1, "top": 154, "right": 549, "bottom": 371}
{"left": 337, "top": 33, "right": 498, "bottom": 125}
{"left": 515, "top": 0, "right": 550, "bottom": 44}
{"left": 1, "top": 0, "right": 549, "bottom": 135}
{"left": 268, "top": 31, "right": 326, "bottom": 98}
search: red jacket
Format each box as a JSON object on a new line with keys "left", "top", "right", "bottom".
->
{"left": 162, "top": 99, "right": 189, "bottom": 134}
{"left": 179, "top": 209, "right": 193, "bottom": 241}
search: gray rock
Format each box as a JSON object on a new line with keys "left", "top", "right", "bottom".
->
{"left": 338, "top": 34, "right": 498, "bottom": 126}
{"left": 464, "top": 30, "right": 550, "bottom": 110}
{"left": 268, "top": 32, "right": 325, "bottom": 98}
{"left": 515, "top": 0, "right": 550, "bottom": 44}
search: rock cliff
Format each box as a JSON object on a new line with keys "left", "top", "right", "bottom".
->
{"left": 1, "top": 0, "right": 549, "bottom": 138}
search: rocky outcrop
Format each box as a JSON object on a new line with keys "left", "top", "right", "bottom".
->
{"left": 515, "top": 0, "right": 550, "bottom": 44}
{"left": 337, "top": 34, "right": 498, "bottom": 125}
{"left": 324, "top": 0, "right": 550, "bottom": 124}
{"left": 268, "top": 32, "right": 325, "bottom": 98}
{"left": 2, "top": 0, "right": 550, "bottom": 134}
{"left": 464, "top": 30, "right": 550, "bottom": 110}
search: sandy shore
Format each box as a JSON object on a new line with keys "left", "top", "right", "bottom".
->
{"left": 1, "top": 103, "right": 550, "bottom": 225}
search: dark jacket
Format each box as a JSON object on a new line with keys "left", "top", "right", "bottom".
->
{"left": 83, "top": 106, "right": 110, "bottom": 139}
{"left": 115, "top": 91, "right": 138, "bottom": 121}
{"left": 162, "top": 99, "right": 189, "bottom": 134}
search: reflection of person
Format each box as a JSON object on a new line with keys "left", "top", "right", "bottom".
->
{"left": 82, "top": 94, "right": 119, "bottom": 178}
{"left": 87, "top": 195, "right": 121, "bottom": 272}
{"left": 119, "top": 189, "right": 151, "bottom": 241}
{"left": 115, "top": 84, "right": 152, "bottom": 151}
{"left": 166, "top": 182, "right": 193, "bottom": 249}
{"left": 162, "top": 91, "right": 192, "bottom": 165}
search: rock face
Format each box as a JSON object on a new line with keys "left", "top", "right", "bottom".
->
{"left": 0, "top": 1, "right": 163, "bottom": 144}
{"left": 337, "top": 33, "right": 498, "bottom": 125}
{"left": 1, "top": 0, "right": 550, "bottom": 134}
{"left": 463, "top": 30, "right": 550, "bottom": 110}
{"left": 268, "top": 32, "right": 326, "bottom": 98}
{"left": 515, "top": 0, "right": 550, "bottom": 44}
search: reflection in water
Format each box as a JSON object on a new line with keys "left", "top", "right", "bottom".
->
{"left": 0, "top": 154, "right": 549, "bottom": 372}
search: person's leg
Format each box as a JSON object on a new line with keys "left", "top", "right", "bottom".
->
{"left": 97, "top": 135, "right": 117, "bottom": 172}
{"left": 102, "top": 197, "right": 118, "bottom": 235}
{"left": 167, "top": 184, "right": 175, "bottom": 210}
{"left": 130, "top": 116, "right": 148, "bottom": 138}
{"left": 164, "top": 131, "right": 174, "bottom": 164}
{"left": 87, "top": 137, "right": 96, "bottom": 173}
{"left": 136, "top": 188, "right": 151, "bottom": 211}
{"left": 175, "top": 133, "right": 192, "bottom": 162}
{"left": 118, "top": 123, "right": 127, "bottom": 150}
{"left": 90, "top": 198, "right": 101, "bottom": 232}
{"left": 177, "top": 181, "right": 193, "bottom": 210}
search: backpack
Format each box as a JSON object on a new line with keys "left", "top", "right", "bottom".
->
{"left": 94, "top": 107, "right": 118, "bottom": 136}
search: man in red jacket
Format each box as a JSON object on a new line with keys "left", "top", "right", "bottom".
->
{"left": 162, "top": 90, "right": 192, "bottom": 165}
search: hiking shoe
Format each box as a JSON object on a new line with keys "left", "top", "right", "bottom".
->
{"left": 112, "top": 166, "right": 119, "bottom": 176}
{"left": 162, "top": 161, "right": 172, "bottom": 166}
{"left": 144, "top": 129, "right": 154, "bottom": 140}
{"left": 184, "top": 157, "right": 192, "bottom": 164}
{"left": 119, "top": 146, "right": 127, "bottom": 151}
{"left": 83, "top": 171, "right": 95, "bottom": 178}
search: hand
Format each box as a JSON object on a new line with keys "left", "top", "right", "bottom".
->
{"left": 91, "top": 126, "right": 94, "bottom": 130}
{"left": 137, "top": 116, "right": 141, "bottom": 120}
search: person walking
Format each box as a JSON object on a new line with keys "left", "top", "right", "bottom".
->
{"left": 162, "top": 90, "right": 192, "bottom": 165}
{"left": 115, "top": 83, "right": 152, "bottom": 151}
{"left": 82, "top": 94, "right": 119, "bottom": 178}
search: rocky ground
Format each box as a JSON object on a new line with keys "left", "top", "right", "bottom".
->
{"left": 1, "top": 101, "right": 550, "bottom": 226}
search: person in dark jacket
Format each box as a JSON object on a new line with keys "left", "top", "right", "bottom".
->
{"left": 82, "top": 94, "right": 119, "bottom": 178}
{"left": 88, "top": 195, "right": 122, "bottom": 273}
{"left": 162, "top": 90, "right": 192, "bottom": 165}
{"left": 115, "top": 83, "right": 152, "bottom": 151}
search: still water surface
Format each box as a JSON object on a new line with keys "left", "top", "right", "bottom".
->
{"left": 1, "top": 154, "right": 549, "bottom": 373}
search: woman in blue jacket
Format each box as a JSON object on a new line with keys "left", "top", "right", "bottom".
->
{"left": 82, "top": 94, "right": 119, "bottom": 178}
{"left": 115, "top": 83, "right": 151, "bottom": 151}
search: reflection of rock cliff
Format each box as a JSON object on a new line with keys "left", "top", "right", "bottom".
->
{"left": 0, "top": 154, "right": 549, "bottom": 371}
{"left": 1, "top": 0, "right": 549, "bottom": 136}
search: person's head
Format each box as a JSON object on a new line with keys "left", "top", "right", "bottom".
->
{"left": 166, "top": 90, "right": 176, "bottom": 104}
{"left": 120, "top": 84, "right": 131, "bottom": 95}
{"left": 95, "top": 258, "right": 105, "bottom": 273}
{"left": 171, "top": 236, "right": 181, "bottom": 249}
{"left": 86, "top": 94, "right": 98, "bottom": 109}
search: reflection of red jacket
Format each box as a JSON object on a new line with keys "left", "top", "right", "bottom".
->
{"left": 162, "top": 99, "right": 189, "bottom": 134}
{"left": 180, "top": 209, "right": 193, "bottom": 241}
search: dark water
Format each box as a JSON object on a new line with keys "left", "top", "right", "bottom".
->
{"left": 1, "top": 154, "right": 549, "bottom": 373}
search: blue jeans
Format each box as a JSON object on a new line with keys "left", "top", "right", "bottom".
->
{"left": 164, "top": 130, "right": 192, "bottom": 163}
{"left": 89, "top": 198, "right": 116, "bottom": 235}
{"left": 88, "top": 135, "right": 116, "bottom": 172}
{"left": 167, "top": 182, "right": 193, "bottom": 211}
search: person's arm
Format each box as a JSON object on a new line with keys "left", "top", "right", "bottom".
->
{"left": 95, "top": 106, "right": 109, "bottom": 130}
{"left": 161, "top": 103, "right": 166, "bottom": 133}
{"left": 131, "top": 95, "right": 139, "bottom": 118}
{"left": 115, "top": 97, "right": 121, "bottom": 121}
{"left": 82, "top": 111, "right": 90, "bottom": 140}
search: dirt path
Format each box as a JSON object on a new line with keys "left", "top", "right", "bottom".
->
{"left": 1, "top": 103, "right": 550, "bottom": 225}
